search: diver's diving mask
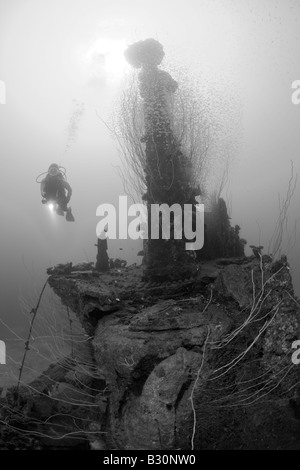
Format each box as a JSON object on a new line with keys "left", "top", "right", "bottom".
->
{"left": 48, "top": 166, "right": 59, "bottom": 177}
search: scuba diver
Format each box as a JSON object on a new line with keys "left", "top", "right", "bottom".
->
{"left": 38, "top": 163, "right": 75, "bottom": 221}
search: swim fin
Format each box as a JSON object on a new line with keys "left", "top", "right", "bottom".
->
{"left": 56, "top": 208, "right": 64, "bottom": 216}
{"left": 66, "top": 208, "right": 75, "bottom": 222}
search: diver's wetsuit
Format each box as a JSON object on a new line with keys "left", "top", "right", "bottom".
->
{"left": 41, "top": 173, "right": 72, "bottom": 211}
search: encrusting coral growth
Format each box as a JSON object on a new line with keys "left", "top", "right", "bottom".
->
{"left": 123, "top": 39, "right": 203, "bottom": 280}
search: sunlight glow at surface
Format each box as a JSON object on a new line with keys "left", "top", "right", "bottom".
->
{"left": 81, "top": 38, "right": 129, "bottom": 82}
{"left": 48, "top": 203, "right": 54, "bottom": 212}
